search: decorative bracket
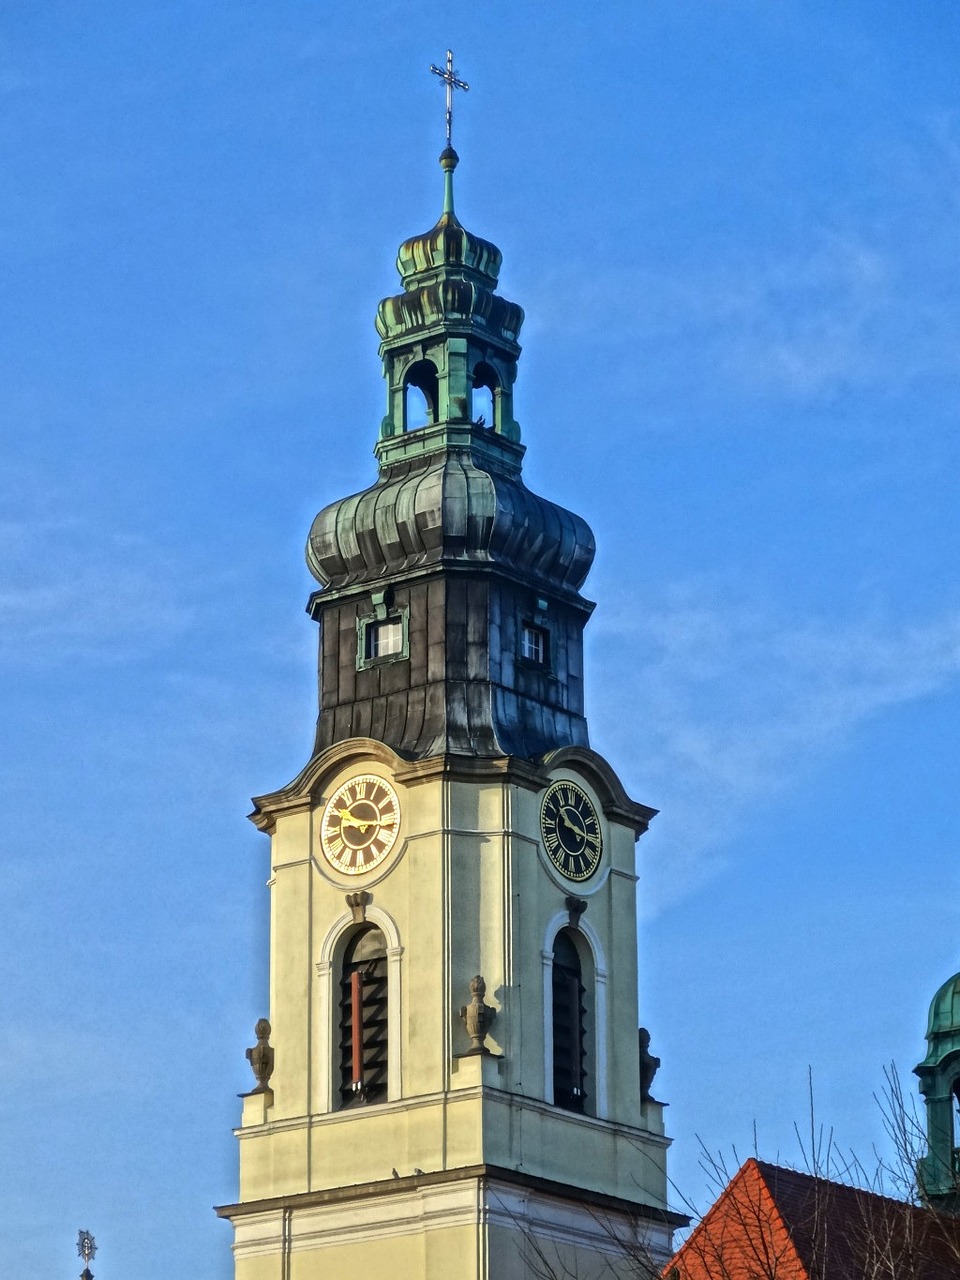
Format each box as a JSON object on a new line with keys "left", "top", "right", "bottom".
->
{"left": 370, "top": 587, "right": 394, "bottom": 621}
{"left": 346, "top": 890, "right": 372, "bottom": 923}
{"left": 565, "top": 896, "right": 587, "bottom": 929}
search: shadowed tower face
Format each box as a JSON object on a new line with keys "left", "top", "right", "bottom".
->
{"left": 217, "top": 59, "right": 681, "bottom": 1280}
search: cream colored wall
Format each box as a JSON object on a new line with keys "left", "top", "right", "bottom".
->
{"left": 231, "top": 742, "right": 670, "bottom": 1250}
{"left": 229, "top": 1176, "right": 674, "bottom": 1280}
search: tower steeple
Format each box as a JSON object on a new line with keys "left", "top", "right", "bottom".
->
{"left": 219, "top": 75, "right": 678, "bottom": 1280}
{"left": 305, "top": 144, "right": 596, "bottom": 760}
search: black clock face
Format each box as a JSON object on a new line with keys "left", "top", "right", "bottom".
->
{"left": 540, "top": 781, "right": 602, "bottom": 881}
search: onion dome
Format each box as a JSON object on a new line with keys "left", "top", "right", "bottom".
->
{"left": 396, "top": 147, "right": 502, "bottom": 288}
{"left": 306, "top": 441, "right": 595, "bottom": 597}
{"left": 376, "top": 149, "right": 523, "bottom": 351}
{"left": 923, "top": 972, "right": 960, "bottom": 1041}
{"left": 302, "top": 138, "right": 596, "bottom": 761}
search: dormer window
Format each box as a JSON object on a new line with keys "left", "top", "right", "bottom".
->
{"left": 366, "top": 619, "right": 403, "bottom": 660}
{"left": 357, "top": 607, "right": 409, "bottom": 669}
{"left": 521, "top": 622, "right": 547, "bottom": 665}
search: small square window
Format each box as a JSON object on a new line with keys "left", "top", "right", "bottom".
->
{"left": 366, "top": 619, "right": 404, "bottom": 660}
{"left": 356, "top": 607, "right": 409, "bottom": 670}
{"left": 521, "top": 623, "right": 547, "bottom": 665}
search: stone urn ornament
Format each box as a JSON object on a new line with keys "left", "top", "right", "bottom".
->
{"left": 246, "top": 1017, "right": 275, "bottom": 1093}
{"left": 459, "top": 974, "right": 499, "bottom": 1056}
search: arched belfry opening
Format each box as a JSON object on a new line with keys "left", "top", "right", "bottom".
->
{"left": 471, "top": 361, "right": 498, "bottom": 429}
{"left": 339, "top": 925, "right": 389, "bottom": 1107}
{"left": 403, "top": 359, "right": 439, "bottom": 431}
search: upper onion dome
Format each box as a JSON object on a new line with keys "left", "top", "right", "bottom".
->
{"left": 376, "top": 148, "right": 523, "bottom": 348}
{"left": 395, "top": 148, "right": 501, "bottom": 290}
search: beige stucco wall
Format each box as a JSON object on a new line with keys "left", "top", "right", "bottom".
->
{"left": 230, "top": 1176, "right": 675, "bottom": 1280}
{"left": 224, "top": 741, "right": 672, "bottom": 1274}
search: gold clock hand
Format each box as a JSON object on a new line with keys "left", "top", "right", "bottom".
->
{"left": 560, "top": 809, "right": 587, "bottom": 839}
{"left": 335, "top": 807, "right": 377, "bottom": 832}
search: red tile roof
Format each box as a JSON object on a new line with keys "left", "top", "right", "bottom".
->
{"left": 667, "top": 1158, "right": 960, "bottom": 1280}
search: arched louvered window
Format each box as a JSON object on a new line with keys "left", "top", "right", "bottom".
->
{"left": 552, "top": 929, "right": 587, "bottom": 1113}
{"left": 339, "top": 925, "right": 388, "bottom": 1107}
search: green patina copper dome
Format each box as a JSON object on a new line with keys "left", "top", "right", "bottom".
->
{"left": 309, "top": 143, "right": 593, "bottom": 599}
{"left": 924, "top": 971, "right": 960, "bottom": 1044}
{"left": 394, "top": 149, "right": 502, "bottom": 289}
{"left": 376, "top": 149, "right": 523, "bottom": 350}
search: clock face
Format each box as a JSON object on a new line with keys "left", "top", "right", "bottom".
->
{"left": 319, "top": 774, "right": 401, "bottom": 876}
{"left": 540, "top": 781, "right": 602, "bottom": 882}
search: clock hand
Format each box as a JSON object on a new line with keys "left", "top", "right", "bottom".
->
{"left": 560, "top": 809, "right": 587, "bottom": 839}
{"left": 335, "top": 807, "right": 377, "bottom": 832}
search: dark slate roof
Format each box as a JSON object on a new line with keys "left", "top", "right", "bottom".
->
{"left": 306, "top": 443, "right": 595, "bottom": 597}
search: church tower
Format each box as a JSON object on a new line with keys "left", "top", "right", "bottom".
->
{"left": 217, "top": 59, "right": 681, "bottom": 1277}
{"left": 916, "top": 970, "right": 960, "bottom": 1213}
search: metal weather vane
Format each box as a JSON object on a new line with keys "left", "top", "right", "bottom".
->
{"left": 430, "top": 49, "right": 469, "bottom": 148}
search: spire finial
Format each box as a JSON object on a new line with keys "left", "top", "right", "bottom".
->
{"left": 430, "top": 49, "right": 469, "bottom": 150}
{"left": 77, "top": 1230, "right": 97, "bottom": 1280}
{"left": 430, "top": 50, "right": 468, "bottom": 217}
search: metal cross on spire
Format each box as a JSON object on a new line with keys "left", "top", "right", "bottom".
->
{"left": 430, "top": 50, "right": 469, "bottom": 148}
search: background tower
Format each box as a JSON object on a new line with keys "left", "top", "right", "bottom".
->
{"left": 916, "top": 970, "right": 960, "bottom": 1212}
{"left": 217, "top": 78, "right": 681, "bottom": 1277}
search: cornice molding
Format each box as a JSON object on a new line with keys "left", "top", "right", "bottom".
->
{"left": 215, "top": 1161, "right": 688, "bottom": 1229}
{"left": 541, "top": 746, "right": 658, "bottom": 837}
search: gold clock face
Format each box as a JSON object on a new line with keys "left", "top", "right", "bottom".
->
{"left": 319, "top": 774, "right": 401, "bottom": 875}
{"left": 540, "top": 780, "right": 602, "bottom": 882}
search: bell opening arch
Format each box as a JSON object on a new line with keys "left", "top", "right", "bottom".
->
{"left": 316, "top": 904, "right": 404, "bottom": 1113}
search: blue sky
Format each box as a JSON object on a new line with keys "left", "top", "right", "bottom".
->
{"left": 2, "top": 3, "right": 959, "bottom": 1275}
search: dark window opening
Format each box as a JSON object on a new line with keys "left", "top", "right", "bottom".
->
{"left": 404, "top": 360, "right": 439, "bottom": 431}
{"left": 552, "top": 929, "right": 587, "bottom": 1113}
{"left": 521, "top": 622, "right": 548, "bottom": 665}
{"left": 339, "top": 926, "right": 388, "bottom": 1107}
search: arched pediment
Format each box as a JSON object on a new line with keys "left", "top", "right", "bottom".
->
{"left": 540, "top": 746, "right": 657, "bottom": 837}
{"left": 248, "top": 738, "right": 410, "bottom": 833}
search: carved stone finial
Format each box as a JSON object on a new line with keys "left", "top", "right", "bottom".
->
{"left": 565, "top": 895, "right": 587, "bottom": 929}
{"left": 246, "top": 1018, "right": 274, "bottom": 1093}
{"left": 639, "top": 1026, "right": 660, "bottom": 1104}
{"left": 459, "top": 974, "right": 498, "bottom": 1056}
{"left": 346, "top": 890, "right": 371, "bottom": 923}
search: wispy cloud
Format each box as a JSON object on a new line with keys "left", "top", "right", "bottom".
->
{"left": 0, "top": 470, "right": 191, "bottom": 665}
{"left": 525, "top": 118, "right": 960, "bottom": 409}
{"left": 589, "top": 584, "right": 960, "bottom": 913}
